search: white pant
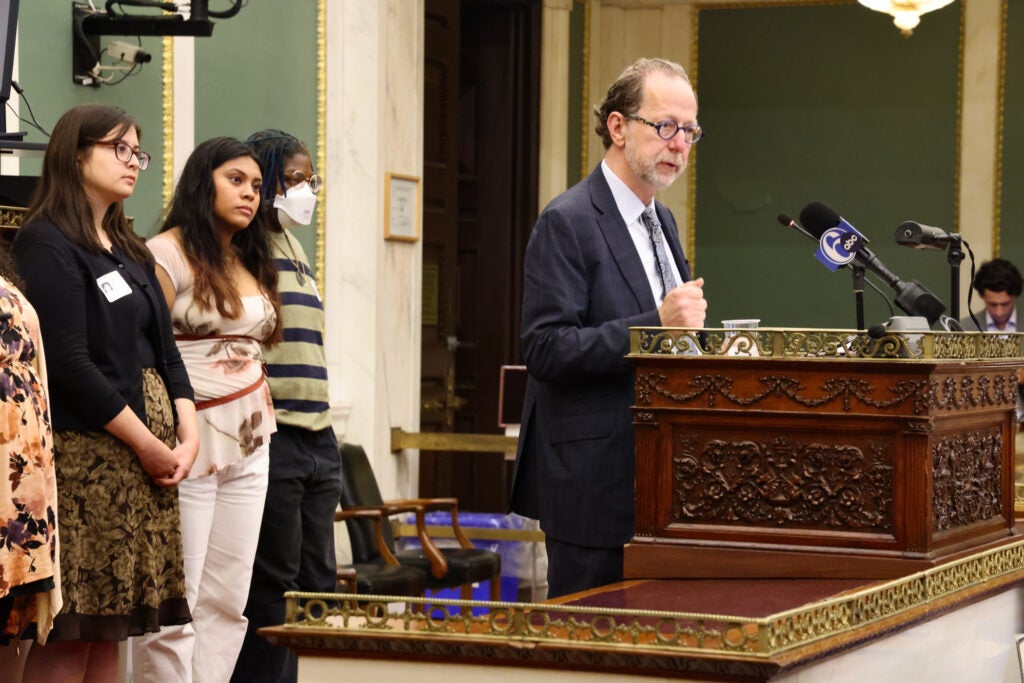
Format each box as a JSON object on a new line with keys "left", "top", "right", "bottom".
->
{"left": 132, "top": 445, "right": 270, "bottom": 683}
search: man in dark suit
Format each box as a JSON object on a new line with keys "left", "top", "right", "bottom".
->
{"left": 509, "top": 58, "right": 707, "bottom": 599}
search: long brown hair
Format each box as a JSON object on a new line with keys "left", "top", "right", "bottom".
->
{"left": 160, "top": 137, "right": 282, "bottom": 343}
{"left": 25, "top": 103, "right": 152, "bottom": 266}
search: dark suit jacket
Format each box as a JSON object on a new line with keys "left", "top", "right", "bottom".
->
{"left": 509, "top": 163, "right": 691, "bottom": 548}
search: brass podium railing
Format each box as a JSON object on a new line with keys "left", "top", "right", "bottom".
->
{"left": 277, "top": 539, "right": 1024, "bottom": 660}
{"left": 630, "top": 326, "right": 1024, "bottom": 361}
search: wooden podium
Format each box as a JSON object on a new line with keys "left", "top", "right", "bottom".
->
{"left": 625, "top": 328, "right": 1024, "bottom": 579}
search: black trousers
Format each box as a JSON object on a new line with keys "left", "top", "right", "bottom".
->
{"left": 230, "top": 424, "right": 342, "bottom": 683}
{"left": 545, "top": 536, "right": 623, "bottom": 599}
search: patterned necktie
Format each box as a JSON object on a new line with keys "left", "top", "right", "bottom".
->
{"left": 641, "top": 206, "right": 677, "bottom": 298}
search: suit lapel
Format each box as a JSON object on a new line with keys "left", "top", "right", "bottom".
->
{"left": 587, "top": 166, "right": 657, "bottom": 312}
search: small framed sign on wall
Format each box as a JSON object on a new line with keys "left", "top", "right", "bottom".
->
{"left": 384, "top": 172, "right": 421, "bottom": 242}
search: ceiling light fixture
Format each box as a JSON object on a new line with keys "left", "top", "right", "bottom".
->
{"left": 858, "top": 0, "right": 957, "bottom": 37}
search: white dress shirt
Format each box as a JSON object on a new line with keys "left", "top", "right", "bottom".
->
{"left": 600, "top": 160, "right": 682, "bottom": 306}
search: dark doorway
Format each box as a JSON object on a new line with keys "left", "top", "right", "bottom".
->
{"left": 420, "top": 0, "right": 540, "bottom": 512}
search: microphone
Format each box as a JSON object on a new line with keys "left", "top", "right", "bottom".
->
{"left": 799, "top": 201, "right": 946, "bottom": 325}
{"left": 867, "top": 323, "right": 888, "bottom": 339}
{"left": 777, "top": 213, "right": 817, "bottom": 242}
{"left": 776, "top": 210, "right": 895, "bottom": 317}
{"left": 893, "top": 221, "right": 959, "bottom": 250}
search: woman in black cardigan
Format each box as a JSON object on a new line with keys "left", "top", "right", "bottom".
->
{"left": 12, "top": 104, "right": 199, "bottom": 683}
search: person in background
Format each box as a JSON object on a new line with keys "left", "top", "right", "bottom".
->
{"left": 132, "top": 137, "right": 282, "bottom": 683}
{"left": 13, "top": 103, "right": 198, "bottom": 683}
{"left": 231, "top": 129, "right": 340, "bottom": 683}
{"left": 0, "top": 242, "right": 59, "bottom": 682}
{"left": 959, "top": 258, "right": 1023, "bottom": 333}
{"left": 959, "top": 257, "right": 1024, "bottom": 480}
{"left": 509, "top": 58, "right": 707, "bottom": 599}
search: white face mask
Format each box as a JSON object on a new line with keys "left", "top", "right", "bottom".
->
{"left": 273, "top": 181, "right": 318, "bottom": 228}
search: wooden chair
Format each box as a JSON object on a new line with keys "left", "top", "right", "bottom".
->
{"left": 338, "top": 443, "right": 502, "bottom": 608}
{"left": 334, "top": 508, "right": 426, "bottom": 597}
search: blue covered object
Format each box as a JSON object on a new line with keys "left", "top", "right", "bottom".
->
{"left": 396, "top": 511, "right": 536, "bottom": 579}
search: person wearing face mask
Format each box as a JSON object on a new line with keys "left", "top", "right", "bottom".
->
{"left": 230, "top": 130, "right": 341, "bottom": 683}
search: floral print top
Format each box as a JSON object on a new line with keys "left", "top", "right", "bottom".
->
{"left": 0, "top": 275, "right": 60, "bottom": 642}
{"left": 148, "top": 236, "right": 277, "bottom": 478}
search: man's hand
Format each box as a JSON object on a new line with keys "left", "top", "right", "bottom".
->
{"left": 659, "top": 277, "right": 706, "bottom": 327}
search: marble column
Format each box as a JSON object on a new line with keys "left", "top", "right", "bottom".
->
{"left": 539, "top": 0, "right": 573, "bottom": 210}
{"left": 958, "top": 0, "right": 1003, "bottom": 313}
{"left": 323, "top": 0, "right": 424, "bottom": 503}
{"left": 584, "top": 1, "right": 696, "bottom": 254}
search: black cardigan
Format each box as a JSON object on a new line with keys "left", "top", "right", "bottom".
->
{"left": 13, "top": 218, "right": 194, "bottom": 431}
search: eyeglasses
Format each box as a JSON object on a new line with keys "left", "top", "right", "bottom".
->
{"left": 97, "top": 141, "right": 151, "bottom": 170}
{"left": 625, "top": 114, "right": 703, "bottom": 144}
{"left": 283, "top": 172, "right": 323, "bottom": 194}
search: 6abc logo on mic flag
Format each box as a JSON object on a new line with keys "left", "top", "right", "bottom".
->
{"left": 815, "top": 218, "right": 866, "bottom": 271}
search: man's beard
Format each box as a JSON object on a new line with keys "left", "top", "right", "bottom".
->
{"left": 625, "top": 144, "right": 686, "bottom": 191}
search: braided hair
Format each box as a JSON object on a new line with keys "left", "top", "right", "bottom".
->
{"left": 245, "top": 129, "right": 311, "bottom": 232}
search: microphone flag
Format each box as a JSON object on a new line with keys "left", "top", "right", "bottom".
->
{"left": 814, "top": 218, "right": 867, "bottom": 271}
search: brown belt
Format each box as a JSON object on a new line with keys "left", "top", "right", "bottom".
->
{"left": 194, "top": 374, "right": 267, "bottom": 411}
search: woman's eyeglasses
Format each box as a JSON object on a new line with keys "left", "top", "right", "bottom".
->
{"left": 97, "top": 141, "right": 151, "bottom": 170}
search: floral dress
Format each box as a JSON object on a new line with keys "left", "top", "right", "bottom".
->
{"left": 0, "top": 276, "right": 59, "bottom": 644}
{"left": 148, "top": 236, "right": 277, "bottom": 477}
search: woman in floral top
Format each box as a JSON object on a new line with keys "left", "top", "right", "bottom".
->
{"left": 0, "top": 244, "right": 59, "bottom": 675}
{"left": 132, "top": 138, "right": 281, "bottom": 683}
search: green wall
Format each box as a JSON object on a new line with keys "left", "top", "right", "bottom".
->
{"left": 194, "top": 0, "right": 319, "bottom": 270}
{"left": 18, "top": 2, "right": 166, "bottom": 233}
{"left": 694, "top": 2, "right": 961, "bottom": 329}
{"left": 16, "top": 2, "right": 320, "bottom": 268}
{"left": 1000, "top": 2, "right": 1024, "bottom": 273}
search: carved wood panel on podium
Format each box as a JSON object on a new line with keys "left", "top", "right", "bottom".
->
{"left": 626, "top": 328, "right": 1023, "bottom": 579}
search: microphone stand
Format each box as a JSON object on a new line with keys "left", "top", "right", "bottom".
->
{"left": 852, "top": 264, "right": 866, "bottom": 330}
{"left": 946, "top": 235, "right": 965, "bottom": 321}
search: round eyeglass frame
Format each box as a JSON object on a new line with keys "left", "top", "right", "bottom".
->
{"left": 97, "top": 141, "right": 151, "bottom": 170}
{"left": 284, "top": 173, "right": 323, "bottom": 194}
{"left": 625, "top": 114, "right": 703, "bottom": 144}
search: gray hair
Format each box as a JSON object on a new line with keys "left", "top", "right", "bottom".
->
{"left": 593, "top": 58, "right": 692, "bottom": 150}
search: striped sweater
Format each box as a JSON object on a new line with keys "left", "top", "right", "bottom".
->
{"left": 263, "top": 229, "right": 332, "bottom": 431}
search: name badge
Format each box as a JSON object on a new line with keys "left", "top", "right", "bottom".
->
{"left": 97, "top": 270, "right": 132, "bottom": 302}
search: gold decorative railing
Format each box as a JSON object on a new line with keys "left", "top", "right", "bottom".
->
{"left": 631, "top": 327, "right": 1024, "bottom": 361}
{"left": 281, "top": 539, "right": 1024, "bottom": 658}
{"left": 0, "top": 204, "right": 27, "bottom": 231}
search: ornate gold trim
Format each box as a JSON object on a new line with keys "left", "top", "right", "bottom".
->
{"left": 579, "top": 0, "right": 591, "bottom": 180}
{"left": 688, "top": 4, "right": 699, "bottom": 266}
{"left": 629, "top": 327, "right": 1024, "bottom": 361}
{"left": 994, "top": 0, "right": 1008, "bottom": 254}
{"left": 953, "top": 2, "right": 964, "bottom": 234}
{"left": 0, "top": 205, "right": 27, "bottom": 229}
{"left": 316, "top": 0, "right": 327, "bottom": 298}
{"left": 280, "top": 539, "right": 1024, "bottom": 659}
{"left": 162, "top": 35, "right": 174, "bottom": 210}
